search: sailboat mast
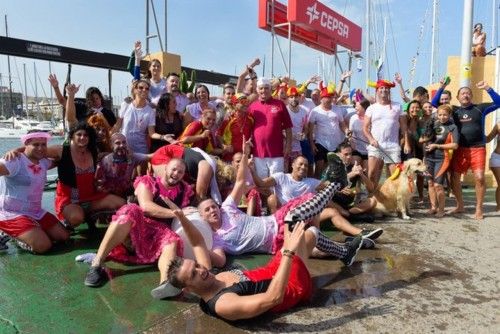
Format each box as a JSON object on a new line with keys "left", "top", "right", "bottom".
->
{"left": 23, "top": 63, "right": 28, "bottom": 122}
{"left": 459, "top": 0, "right": 474, "bottom": 88}
{"left": 492, "top": 0, "right": 498, "bottom": 49}
{"left": 365, "top": 0, "right": 370, "bottom": 91}
{"left": 34, "top": 62, "right": 38, "bottom": 120}
{"left": 5, "top": 15, "right": 14, "bottom": 123}
{"left": 429, "top": 0, "right": 438, "bottom": 84}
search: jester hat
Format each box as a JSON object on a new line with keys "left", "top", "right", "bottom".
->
{"left": 319, "top": 81, "right": 337, "bottom": 98}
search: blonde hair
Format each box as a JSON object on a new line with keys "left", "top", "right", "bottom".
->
{"left": 437, "top": 104, "right": 453, "bottom": 115}
{"left": 215, "top": 158, "right": 236, "bottom": 186}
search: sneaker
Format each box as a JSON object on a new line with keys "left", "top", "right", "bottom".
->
{"left": 345, "top": 236, "right": 375, "bottom": 249}
{"left": 75, "top": 253, "right": 97, "bottom": 264}
{"left": 0, "top": 231, "right": 10, "bottom": 251}
{"left": 361, "top": 228, "right": 383, "bottom": 241}
{"left": 341, "top": 235, "right": 363, "bottom": 266}
{"left": 84, "top": 266, "right": 107, "bottom": 287}
{"left": 15, "top": 239, "right": 33, "bottom": 253}
{"left": 60, "top": 220, "right": 75, "bottom": 232}
{"left": 151, "top": 281, "right": 182, "bottom": 299}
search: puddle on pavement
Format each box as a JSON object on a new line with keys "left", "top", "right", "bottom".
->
{"left": 308, "top": 249, "right": 457, "bottom": 308}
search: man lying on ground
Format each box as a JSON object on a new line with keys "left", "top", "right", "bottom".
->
{"left": 166, "top": 203, "right": 363, "bottom": 321}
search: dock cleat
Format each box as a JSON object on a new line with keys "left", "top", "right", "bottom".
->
{"left": 321, "top": 152, "right": 348, "bottom": 189}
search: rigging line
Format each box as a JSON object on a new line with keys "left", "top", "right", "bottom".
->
{"left": 386, "top": 0, "right": 401, "bottom": 74}
{"left": 25, "top": 67, "right": 37, "bottom": 99}
{"left": 12, "top": 57, "right": 23, "bottom": 95}
{"left": 35, "top": 68, "right": 49, "bottom": 100}
{"left": 409, "top": 0, "right": 432, "bottom": 89}
{"left": 370, "top": 1, "right": 380, "bottom": 70}
{"left": 342, "top": 0, "right": 349, "bottom": 15}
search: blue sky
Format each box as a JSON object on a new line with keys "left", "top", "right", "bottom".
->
{"left": 0, "top": 0, "right": 497, "bottom": 104}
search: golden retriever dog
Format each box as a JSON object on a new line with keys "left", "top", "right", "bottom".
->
{"left": 372, "top": 158, "right": 427, "bottom": 220}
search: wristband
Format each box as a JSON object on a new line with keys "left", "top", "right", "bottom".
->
{"left": 282, "top": 249, "right": 295, "bottom": 258}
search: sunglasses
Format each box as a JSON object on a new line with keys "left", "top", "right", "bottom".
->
{"left": 136, "top": 86, "right": 149, "bottom": 91}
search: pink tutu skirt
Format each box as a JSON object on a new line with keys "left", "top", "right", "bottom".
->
{"left": 107, "top": 203, "right": 183, "bottom": 264}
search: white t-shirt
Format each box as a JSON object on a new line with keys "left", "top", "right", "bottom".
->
{"left": 287, "top": 105, "right": 309, "bottom": 152}
{"left": 216, "top": 195, "right": 277, "bottom": 255}
{"left": 186, "top": 101, "right": 218, "bottom": 121}
{"left": 272, "top": 172, "right": 320, "bottom": 205}
{"left": 300, "top": 98, "right": 316, "bottom": 112}
{"left": 344, "top": 107, "right": 357, "bottom": 124}
{"left": 0, "top": 155, "right": 52, "bottom": 220}
{"left": 349, "top": 114, "right": 368, "bottom": 155}
{"left": 119, "top": 103, "right": 156, "bottom": 154}
{"left": 365, "top": 102, "right": 403, "bottom": 150}
{"left": 175, "top": 93, "right": 190, "bottom": 113}
{"left": 149, "top": 78, "right": 167, "bottom": 105}
{"left": 308, "top": 105, "right": 345, "bottom": 151}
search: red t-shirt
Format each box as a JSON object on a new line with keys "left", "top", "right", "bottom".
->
{"left": 179, "top": 121, "right": 216, "bottom": 153}
{"left": 248, "top": 98, "right": 292, "bottom": 158}
{"left": 150, "top": 144, "right": 184, "bottom": 165}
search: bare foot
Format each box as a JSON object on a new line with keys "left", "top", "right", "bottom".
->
{"left": 474, "top": 211, "right": 484, "bottom": 220}
{"left": 427, "top": 208, "right": 437, "bottom": 215}
{"left": 448, "top": 207, "right": 465, "bottom": 214}
{"left": 435, "top": 211, "right": 445, "bottom": 218}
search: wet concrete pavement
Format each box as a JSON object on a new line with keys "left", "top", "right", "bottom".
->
{"left": 1, "top": 192, "right": 498, "bottom": 333}
{"left": 146, "top": 198, "right": 500, "bottom": 334}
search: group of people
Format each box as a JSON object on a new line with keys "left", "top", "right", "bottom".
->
{"left": 0, "top": 39, "right": 499, "bottom": 321}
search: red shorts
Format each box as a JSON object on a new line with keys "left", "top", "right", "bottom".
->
{"left": 243, "top": 252, "right": 313, "bottom": 313}
{"left": 451, "top": 147, "right": 486, "bottom": 174}
{"left": 0, "top": 212, "right": 60, "bottom": 238}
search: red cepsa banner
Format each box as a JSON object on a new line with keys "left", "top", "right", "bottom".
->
{"left": 287, "top": 0, "right": 362, "bottom": 51}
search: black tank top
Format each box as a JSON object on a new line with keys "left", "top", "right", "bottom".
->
{"left": 199, "top": 279, "right": 271, "bottom": 319}
{"left": 57, "top": 143, "right": 96, "bottom": 188}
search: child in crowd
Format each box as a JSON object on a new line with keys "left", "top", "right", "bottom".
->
{"left": 420, "top": 105, "right": 459, "bottom": 217}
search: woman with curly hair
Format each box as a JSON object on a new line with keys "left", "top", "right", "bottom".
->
{"left": 87, "top": 114, "right": 112, "bottom": 159}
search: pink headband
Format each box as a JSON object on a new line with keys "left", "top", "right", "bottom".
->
{"left": 21, "top": 132, "right": 51, "bottom": 145}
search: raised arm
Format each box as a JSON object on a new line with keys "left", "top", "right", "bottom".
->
{"left": 163, "top": 197, "right": 212, "bottom": 269}
{"left": 394, "top": 73, "right": 410, "bottom": 103}
{"left": 133, "top": 41, "right": 142, "bottom": 81}
{"left": 65, "top": 83, "right": 81, "bottom": 128}
{"left": 48, "top": 74, "right": 67, "bottom": 106}
{"left": 477, "top": 81, "right": 500, "bottom": 110}
{"left": 228, "top": 137, "right": 253, "bottom": 205}
{"left": 430, "top": 76, "right": 449, "bottom": 107}
{"left": 236, "top": 58, "right": 260, "bottom": 93}
{"left": 337, "top": 71, "right": 352, "bottom": 95}
{"left": 214, "top": 221, "right": 306, "bottom": 321}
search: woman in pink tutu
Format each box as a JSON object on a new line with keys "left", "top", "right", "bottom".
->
{"left": 83, "top": 158, "right": 225, "bottom": 299}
